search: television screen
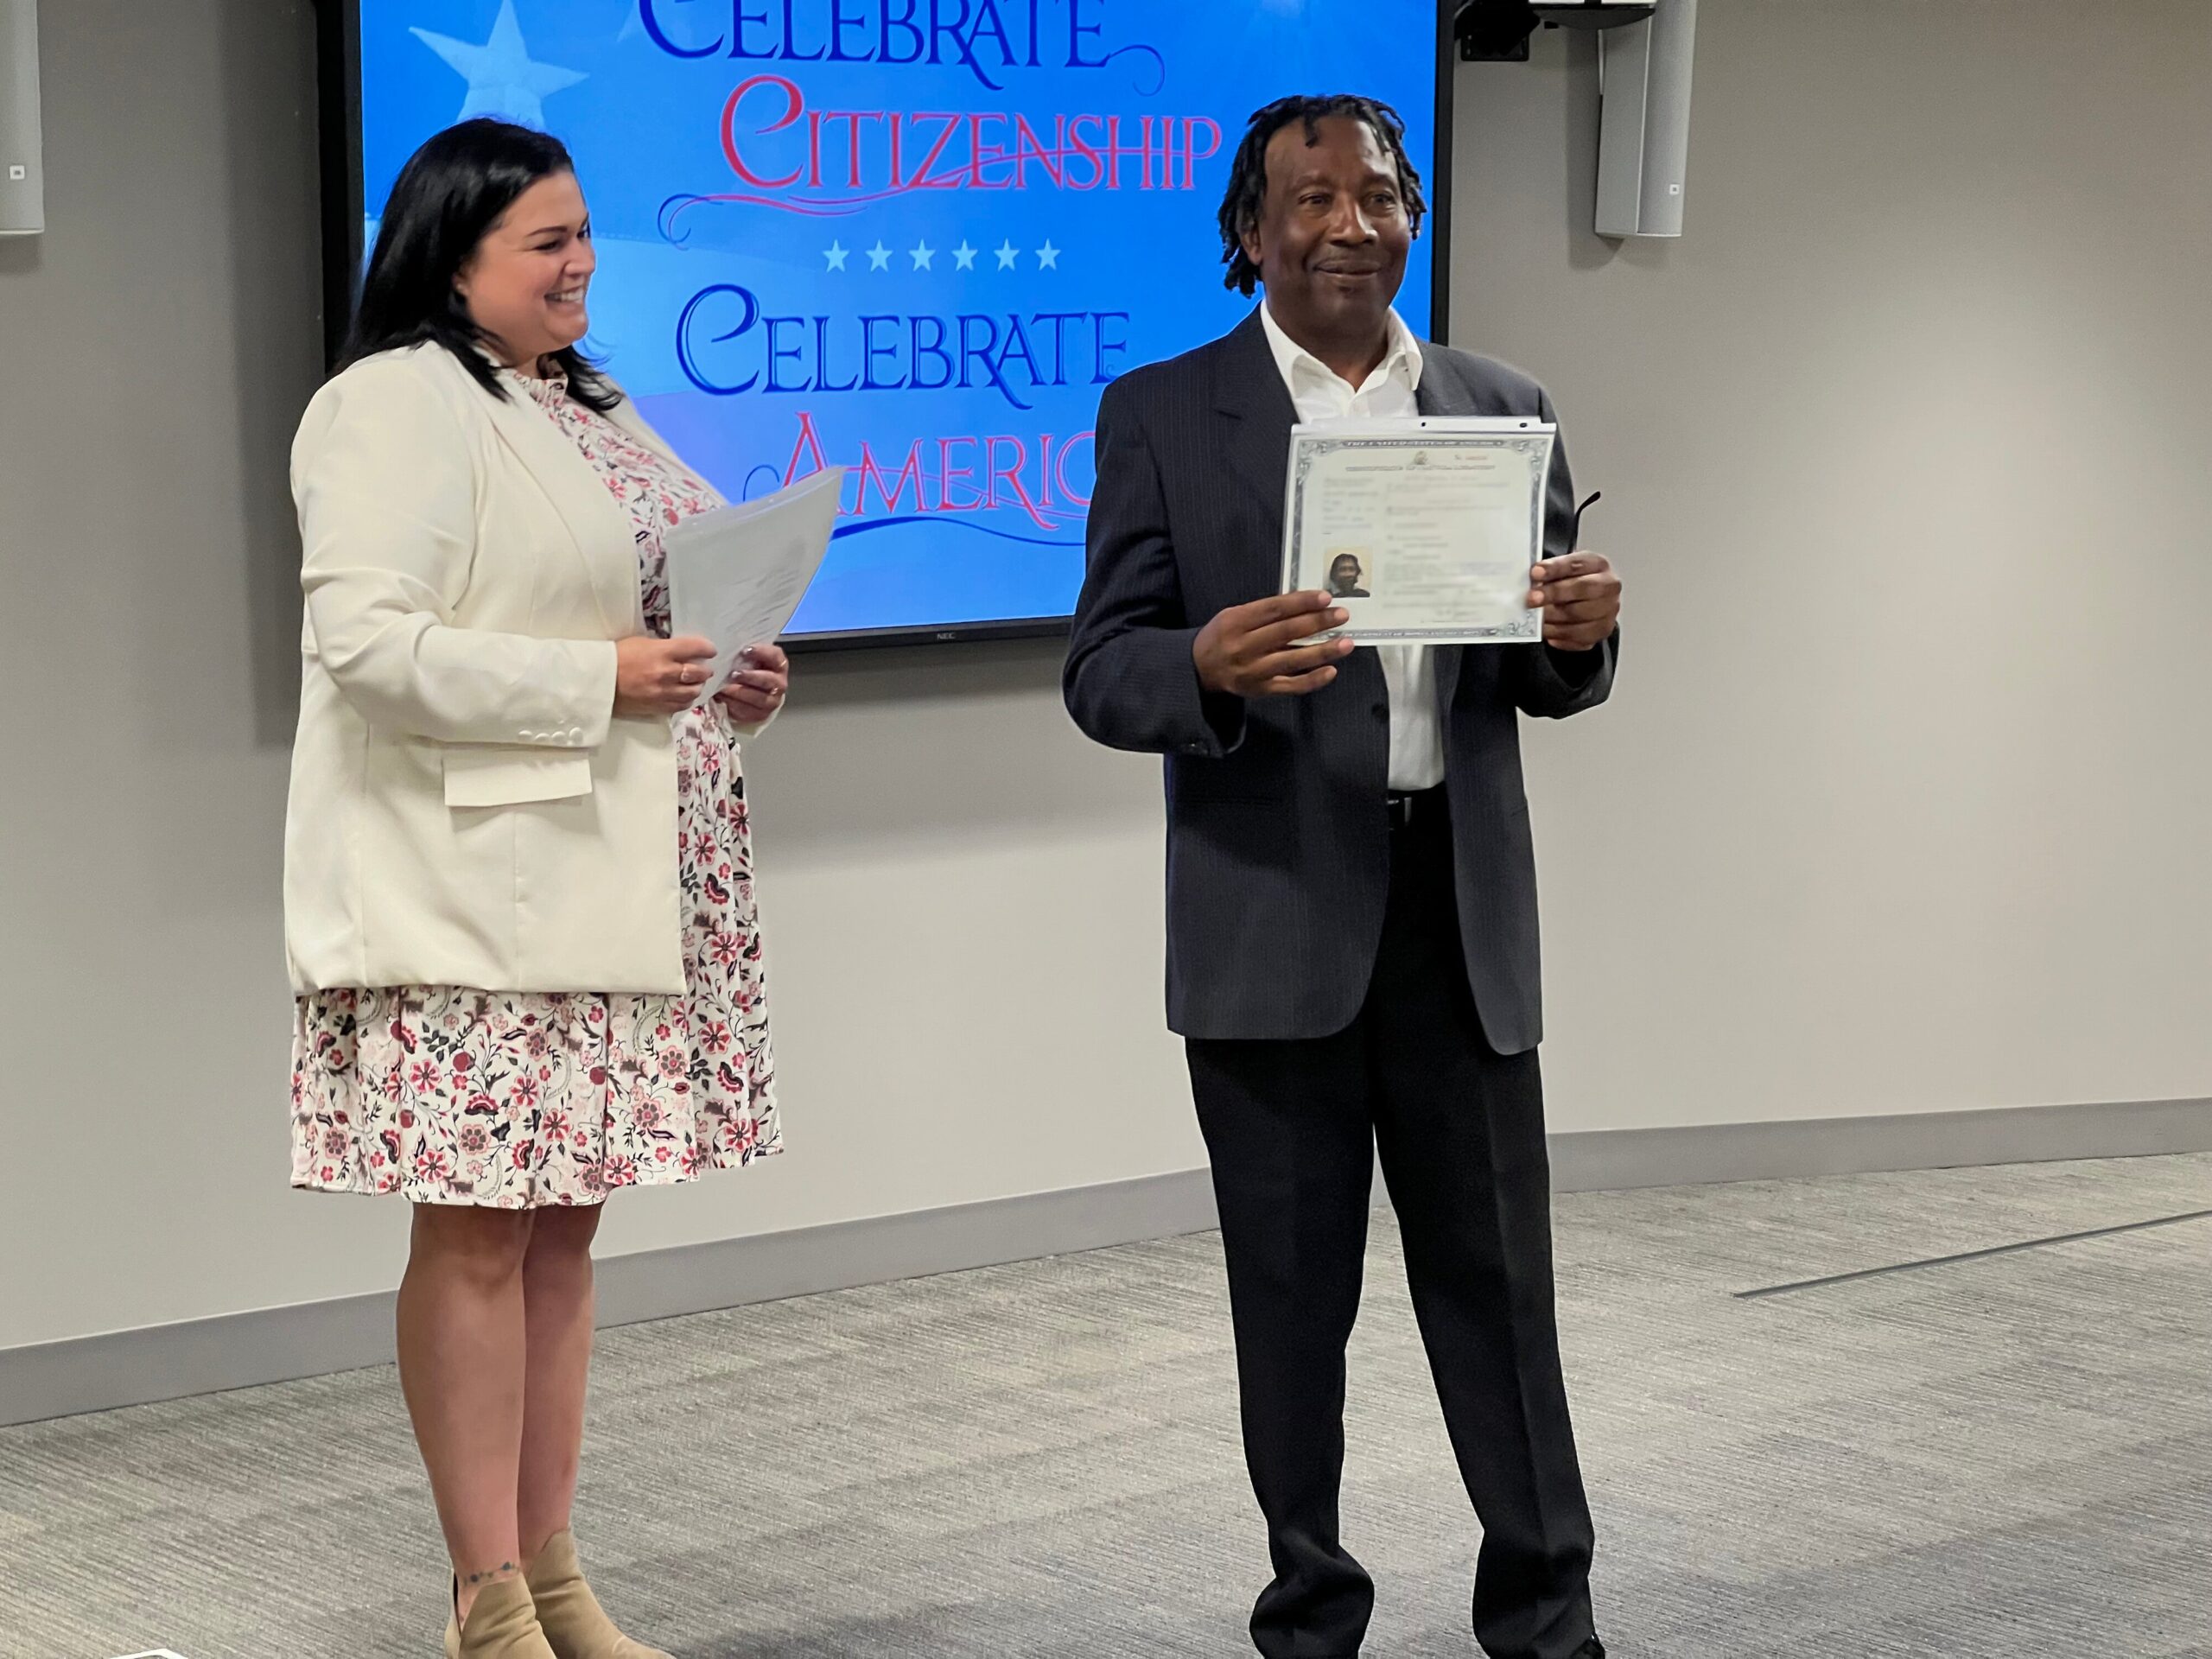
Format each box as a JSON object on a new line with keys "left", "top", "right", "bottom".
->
{"left": 334, "top": 0, "right": 1449, "bottom": 645}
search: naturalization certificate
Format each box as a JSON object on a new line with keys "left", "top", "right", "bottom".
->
{"left": 1281, "top": 417, "right": 1555, "bottom": 645}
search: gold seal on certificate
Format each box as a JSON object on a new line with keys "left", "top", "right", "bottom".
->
{"left": 1281, "top": 416, "right": 1556, "bottom": 645}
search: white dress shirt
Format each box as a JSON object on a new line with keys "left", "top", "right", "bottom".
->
{"left": 1257, "top": 302, "right": 1446, "bottom": 792}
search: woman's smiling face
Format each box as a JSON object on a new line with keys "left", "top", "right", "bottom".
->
{"left": 454, "top": 170, "right": 596, "bottom": 371}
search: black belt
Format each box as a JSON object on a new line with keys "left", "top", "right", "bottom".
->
{"left": 1386, "top": 785, "right": 1446, "bottom": 830}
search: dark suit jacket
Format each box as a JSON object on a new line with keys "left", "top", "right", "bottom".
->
{"left": 1063, "top": 310, "right": 1617, "bottom": 1052}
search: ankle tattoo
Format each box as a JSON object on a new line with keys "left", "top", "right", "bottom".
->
{"left": 461, "top": 1560, "right": 520, "bottom": 1588}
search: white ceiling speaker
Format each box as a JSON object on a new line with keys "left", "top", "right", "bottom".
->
{"left": 1596, "top": 0, "right": 1697, "bottom": 238}
{"left": 0, "top": 0, "right": 41, "bottom": 236}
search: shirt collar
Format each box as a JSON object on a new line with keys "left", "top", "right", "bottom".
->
{"left": 1258, "top": 300, "right": 1426, "bottom": 400}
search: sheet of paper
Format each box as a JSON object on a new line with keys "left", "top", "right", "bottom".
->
{"left": 664, "top": 467, "right": 845, "bottom": 707}
{"left": 1281, "top": 417, "right": 1554, "bottom": 645}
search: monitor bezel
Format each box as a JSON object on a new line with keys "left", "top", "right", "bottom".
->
{"left": 310, "top": 0, "right": 1459, "bottom": 652}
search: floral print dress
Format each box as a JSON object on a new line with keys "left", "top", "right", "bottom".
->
{"left": 289, "top": 369, "right": 781, "bottom": 1207}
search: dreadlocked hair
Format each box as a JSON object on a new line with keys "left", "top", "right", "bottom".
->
{"left": 1216, "top": 94, "right": 1427, "bottom": 297}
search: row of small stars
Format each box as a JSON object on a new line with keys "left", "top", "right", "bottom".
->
{"left": 823, "top": 239, "right": 1061, "bottom": 273}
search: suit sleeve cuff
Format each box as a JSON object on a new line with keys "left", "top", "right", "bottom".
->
{"left": 1540, "top": 642, "right": 1605, "bottom": 690}
{"left": 1176, "top": 632, "right": 1247, "bottom": 757}
{"left": 1195, "top": 688, "right": 1247, "bottom": 757}
{"left": 560, "top": 640, "right": 619, "bottom": 747}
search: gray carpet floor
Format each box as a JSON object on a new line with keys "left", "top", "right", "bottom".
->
{"left": 3, "top": 1153, "right": 2209, "bottom": 1659}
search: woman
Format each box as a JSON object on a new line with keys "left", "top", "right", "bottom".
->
{"left": 286, "top": 118, "right": 788, "bottom": 1659}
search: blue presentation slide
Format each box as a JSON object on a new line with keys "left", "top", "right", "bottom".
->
{"left": 359, "top": 0, "right": 1440, "bottom": 639}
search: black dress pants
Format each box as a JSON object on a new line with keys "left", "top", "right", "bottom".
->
{"left": 1185, "top": 794, "right": 1599, "bottom": 1659}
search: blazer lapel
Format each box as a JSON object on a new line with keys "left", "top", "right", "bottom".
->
{"left": 468, "top": 359, "right": 642, "bottom": 637}
{"left": 1415, "top": 349, "right": 1474, "bottom": 712}
{"left": 605, "top": 395, "right": 690, "bottom": 475}
{"left": 1212, "top": 309, "right": 1302, "bottom": 556}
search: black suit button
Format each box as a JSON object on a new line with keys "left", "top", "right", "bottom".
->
{"left": 1372, "top": 702, "right": 1389, "bottom": 721}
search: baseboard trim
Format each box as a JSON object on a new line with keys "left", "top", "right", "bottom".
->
{"left": 0, "top": 1169, "right": 1222, "bottom": 1429}
{"left": 6, "top": 1096, "right": 2208, "bottom": 1427}
{"left": 1546, "top": 1096, "right": 2212, "bottom": 1192}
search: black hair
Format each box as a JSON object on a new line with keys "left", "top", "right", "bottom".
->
{"left": 1216, "top": 94, "right": 1427, "bottom": 297}
{"left": 340, "top": 118, "right": 620, "bottom": 412}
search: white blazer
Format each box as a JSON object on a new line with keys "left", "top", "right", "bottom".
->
{"left": 285, "top": 342, "right": 721, "bottom": 996}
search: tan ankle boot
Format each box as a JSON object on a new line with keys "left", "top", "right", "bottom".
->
{"left": 444, "top": 1575, "right": 557, "bottom": 1659}
{"left": 525, "top": 1529, "right": 672, "bottom": 1659}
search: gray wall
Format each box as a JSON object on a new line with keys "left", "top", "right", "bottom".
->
{"left": 1459, "top": 2, "right": 2212, "bottom": 1128}
{"left": 2, "top": 0, "right": 2208, "bottom": 1357}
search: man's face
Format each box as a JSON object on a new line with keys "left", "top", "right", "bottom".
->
{"left": 1243, "top": 115, "right": 1413, "bottom": 345}
{"left": 1331, "top": 556, "right": 1363, "bottom": 589}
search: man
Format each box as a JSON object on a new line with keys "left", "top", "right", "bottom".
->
{"left": 1063, "top": 95, "right": 1621, "bottom": 1659}
{"left": 1326, "top": 553, "right": 1372, "bottom": 599}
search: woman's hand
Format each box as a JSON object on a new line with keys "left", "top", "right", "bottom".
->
{"left": 715, "top": 643, "right": 790, "bottom": 726}
{"left": 614, "top": 635, "right": 717, "bottom": 716}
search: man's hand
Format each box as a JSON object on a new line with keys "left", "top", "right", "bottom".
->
{"left": 1529, "top": 552, "right": 1622, "bottom": 653}
{"left": 1194, "top": 591, "right": 1357, "bottom": 697}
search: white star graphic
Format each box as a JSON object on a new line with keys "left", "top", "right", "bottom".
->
{"left": 823, "top": 242, "right": 849, "bottom": 271}
{"left": 1036, "top": 240, "right": 1061, "bottom": 270}
{"left": 953, "top": 240, "right": 979, "bottom": 271}
{"left": 995, "top": 239, "right": 1020, "bottom": 270}
{"left": 909, "top": 240, "right": 937, "bottom": 271}
{"left": 867, "top": 242, "right": 893, "bottom": 271}
{"left": 411, "top": 0, "right": 587, "bottom": 129}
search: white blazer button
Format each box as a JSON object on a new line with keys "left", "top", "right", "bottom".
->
{"left": 567, "top": 727, "right": 583, "bottom": 742}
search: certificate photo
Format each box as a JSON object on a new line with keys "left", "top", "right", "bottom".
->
{"left": 1325, "top": 550, "right": 1378, "bottom": 600}
{"left": 1281, "top": 418, "right": 1555, "bottom": 645}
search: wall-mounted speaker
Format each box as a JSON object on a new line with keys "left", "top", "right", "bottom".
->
{"left": 1595, "top": 0, "right": 1696, "bottom": 238}
{"left": 0, "top": 0, "right": 41, "bottom": 237}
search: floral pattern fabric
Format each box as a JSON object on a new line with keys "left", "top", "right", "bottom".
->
{"left": 289, "top": 369, "right": 780, "bottom": 1207}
